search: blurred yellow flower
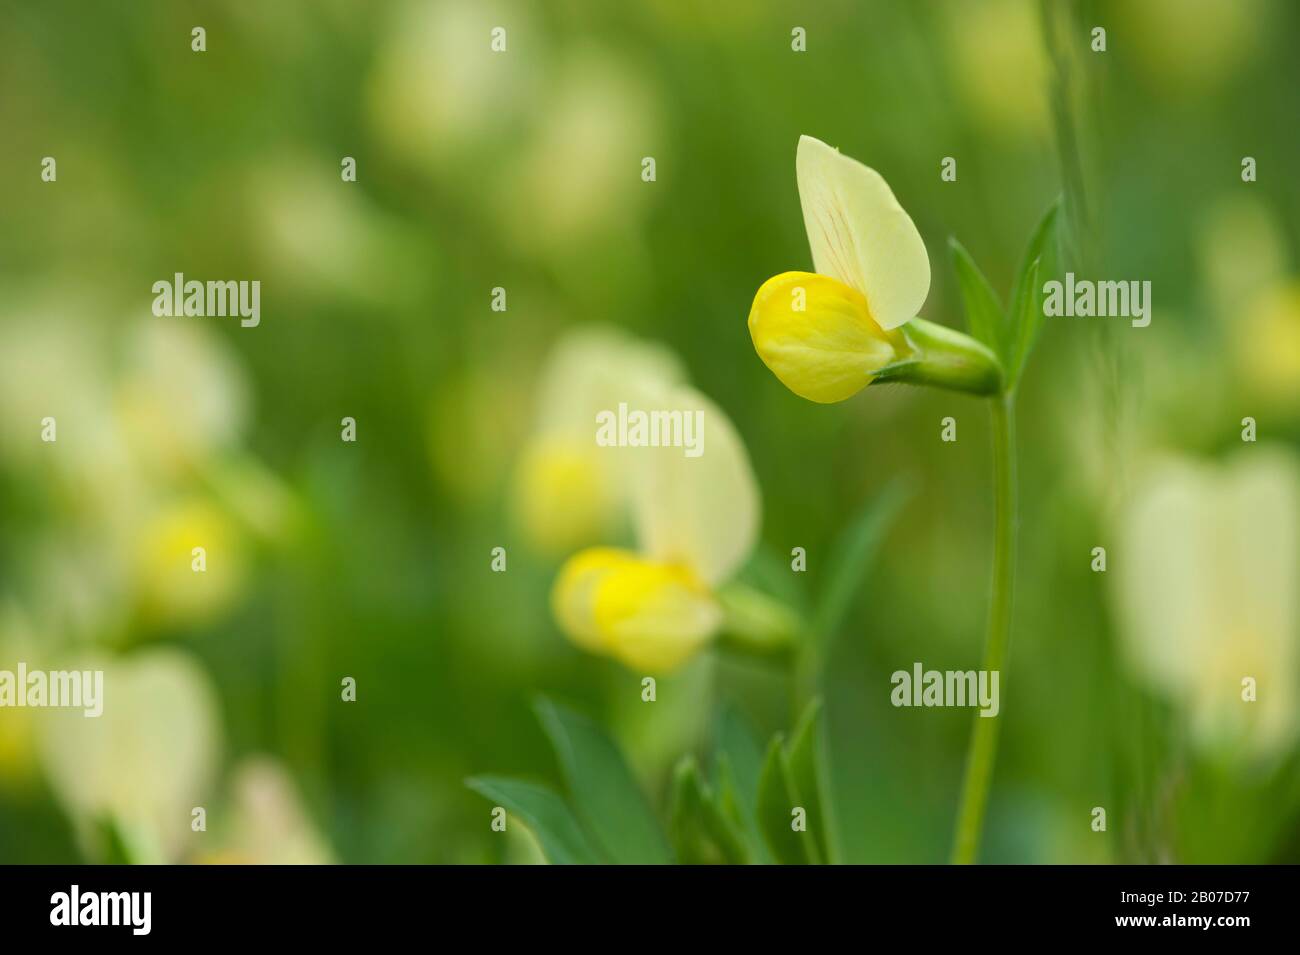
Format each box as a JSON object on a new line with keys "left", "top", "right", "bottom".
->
{"left": 515, "top": 438, "right": 618, "bottom": 553}
{"left": 514, "top": 326, "right": 685, "bottom": 554}
{"left": 0, "top": 304, "right": 281, "bottom": 639}
{"left": 1235, "top": 282, "right": 1300, "bottom": 413}
{"left": 134, "top": 495, "right": 247, "bottom": 627}
{"left": 551, "top": 386, "right": 759, "bottom": 672}
{"left": 1195, "top": 197, "right": 1300, "bottom": 416}
{"left": 1113, "top": 447, "right": 1299, "bottom": 761}
{"left": 0, "top": 605, "right": 41, "bottom": 786}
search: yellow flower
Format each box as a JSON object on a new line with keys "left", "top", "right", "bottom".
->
{"left": 551, "top": 386, "right": 759, "bottom": 672}
{"left": 749, "top": 271, "right": 905, "bottom": 403}
{"left": 748, "top": 136, "right": 997, "bottom": 401}
{"left": 1112, "top": 447, "right": 1299, "bottom": 761}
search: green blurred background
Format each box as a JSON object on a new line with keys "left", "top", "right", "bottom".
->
{"left": 1, "top": 0, "right": 1298, "bottom": 863}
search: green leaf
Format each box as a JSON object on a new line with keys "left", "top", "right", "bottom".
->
{"left": 948, "top": 237, "right": 1005, "bottom": 358}
{"left": 1005, "top": 200, "right": 1061, "bottom": 388}
{"left": 534, "top": 698, "right": 673, "bottom": 864}
{"left": 808, "top": 480, "right": 910, "bottom": 671}
{"left": 669, "top": 756, "right": 750, "bottom": 864}
{"left": 465, "top": 776, "right": 601, "bottom": 864}
{"left": 95, "top": 814, "right": 160, "bottom": 865}
{"left": 714, "top": 705, "right": 773, "bottom": 863}
{"left": 1008, "top": 256, "right": 1042, "bottom": 387}
{"left": 784, "top": 699, "right": 838, "bottom": 864}
{"left": 755, "top": 734, "right": 822, "bottom": 864}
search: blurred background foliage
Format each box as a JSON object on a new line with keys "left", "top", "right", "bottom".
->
{"left": 0, "top": 0, "right": 1297, "bottom": 863}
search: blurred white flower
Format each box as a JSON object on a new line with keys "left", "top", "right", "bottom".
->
{"left": 36, "top": 649, "right": 221, "bottom": 862}
{"left": 495, "top": 47, "right": 663, "bottom": 250}
{"left": 115, "top": 320, "right": 249, "bottom": 481}
{"left": 1113, "top": 448, "right": 1299, "bottom": 762}
{"left": 252, "top": 157, "right": 429, "bottom": 307}
{"left": 513, "top": 326, "right": 685, "bottom": 555}
{"left": 201, "top": 758, "right": 335, "bottom": 865}
{"left": 367, "top": 0, "right": 535, "bottom": 166}
{"left": 0, "top": 303, "right": 124, "bottom": 487}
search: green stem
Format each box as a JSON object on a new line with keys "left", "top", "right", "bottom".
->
{"left": 881, "top": 319, "right": 1002, "bottom": 396}
{"left": 950, "top": 393, "right": 1017, "bottom": 864}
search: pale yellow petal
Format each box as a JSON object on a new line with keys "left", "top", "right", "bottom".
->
{"left": 533, "top": 326, "right": 684, "bottom": 439}
{"left": 629, "top": 385, "right": 759, "bottom": 585}
{"left": 517, "top": 327, "right": 685, "bottom": 551}
{"left": 796, "top": 134, "right": 930, "bottom": 330}
{"left": 748, "top": 271, "right": 901, "bottom": 403}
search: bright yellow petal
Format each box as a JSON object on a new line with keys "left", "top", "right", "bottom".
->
{"left": 629, "top": 385, "right": 759, "bottom": 585}
{"left": 591, "top": 559, "right": 722, "bottom": 672}
{"left": 552, "top": 550, "right": 721, "bottom": 672}
{"left": 551, "top": 547, "right": 641, "bottom": 652}
{"left": 748, "top": 271, "right": 901, "bottom": 403}
{"left": 796, "top": 134, "right": 930, "bottom": 330}
{"left": 134, "top": 496, "right": 246, "bottom": 627}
